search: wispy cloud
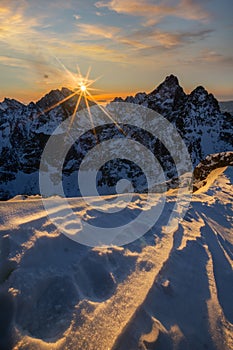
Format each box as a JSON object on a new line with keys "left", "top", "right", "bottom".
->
{"left": 76, "top": 23, "right": 121, "bottom": 40}
{"left": 61, "top": 42, "right": 128, "bottom": 63}
{"left": 0, "top": 3, "right": 127, "bottom": 64}
{"left": 0, "top": 54, "right": 70, "bottom": 87}
{"left": 0, "top": 55, "right": 29, "bottom": 68}
{"left": 198, "top": 49, "right": 233, "bottom": 65}
{"left": 0, "top": 2, "right": 42, "bottom": 53}
{"left": 124, "top": 28, "right": 213, "bottom": 49}
{"left": 74, "top": 20, "right": 213, "bottom": 52}
{"left": 181, "top": 49, "right": 233, "bottom": 65}
{"left": 0, "top": 0, "right": 212, "bottom": 64}
{"left": 95, "top": 0, "right": 210, "bottom": 26}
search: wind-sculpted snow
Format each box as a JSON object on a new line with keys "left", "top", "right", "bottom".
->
{"left": 193, "top": 151, "right": 233, "bottom": 192}
{"left": 0, "top": 167, "right": 232, "bottom": 349}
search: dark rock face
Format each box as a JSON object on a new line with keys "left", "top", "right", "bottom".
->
{"left": 148, "top": 74, "right": 187, "bottom": 114}
{"left": 0, "top": 76, "right": 232, "bottom": 199}
{"left": 114, "top": 75, "right": 232, "bottom": 167}
{"left": 193, "top": 152, "right": 233, "bottom": 191}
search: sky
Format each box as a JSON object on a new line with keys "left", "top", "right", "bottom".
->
{"left": 0, "top": 0, "right": 232, "bottom": 103}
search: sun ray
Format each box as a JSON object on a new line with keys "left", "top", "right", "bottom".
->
{"left": 85, "top": 66, "right": 92, "bottom": 83}
{"left": 76, "top": 64, "right": 81, "bottom": 77}
{"left": 86, "top": 75, "right": 103, "bottom": 88}
{"left": 38, "top": 60, "right": 126, "bottom": 141}
{"left": 68, "top": 93, "right": 83, "bottom": 131}
{"left": 86, "top": 90, "right": 126, "bottom": 135}
{"left": 55, "top": 56, "right": 78, "bottom": 85}
{"left": 38, "top": 91, "right": 78, "bottom": 116}
{"left": 84, "top": 93, "right": 98, "bottom": 143}
{"left": 86, "top": 87, "right": 104, "bottom": 92}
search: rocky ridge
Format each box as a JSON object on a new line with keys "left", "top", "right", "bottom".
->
{"left": 0, "top": 75, "right": 232, "bottom": 199}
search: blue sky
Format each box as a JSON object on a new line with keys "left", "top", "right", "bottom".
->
{"left": 0, "top": 0, "right": 232, "bottom": 102}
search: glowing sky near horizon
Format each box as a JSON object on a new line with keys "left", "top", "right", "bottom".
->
{"left": 0, "top": 0, "right": 232, "bottom": 103}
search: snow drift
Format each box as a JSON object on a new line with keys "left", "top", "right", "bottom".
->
{"left": 0, "top": 166, "right": 232, "bottom": 350}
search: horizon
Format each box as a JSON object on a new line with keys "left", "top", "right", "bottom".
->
{"left": 0, "top": 1, "right": 232, "bottom": 103}
{"left": 1, "top": 75, "right": 233, "bottom": 106}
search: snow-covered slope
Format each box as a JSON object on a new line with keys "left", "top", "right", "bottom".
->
{"left": 193, "top": 151, "right": 233, "bottom": 191}
{"left": 0, "top": 166, "right": 232, "bottom": 350}
{"left": 0, "top": 75, "right": 232, "bottom": 199}
{"left": 114, "top": 75, "right": 232, "bottom": 166}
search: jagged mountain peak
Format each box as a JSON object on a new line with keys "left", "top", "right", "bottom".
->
{"left": 190, "top": 85, "right": 210, "bottom": 100}
{"left": 60, "top": 87, "right": 73, "bottom": 96}
{"left": 150, "top": 74, "right": 181, "bottom": 95}
{"left": 114, "top": 74, "right": 186, "bottom": 114}
{"left": 120, "top": 75, "right": 221, "bottom": 116}
{"left": 188, "top": 85, "right": 220, "bottom": 112}
{"left": 34, "top": 86, "right": 94, "bottom": 118}
{"left": 191, "top": 85, "right": 207, "bottom": 94}
{"left": 0, "top": 98, "right": 25, "bottom": 111}
{"left": 147, "top": 74, "right": 186, "bottom": 113}
{"left": 36, "top": 87, "right": 74, "bottom": 109}
{"left": 165, "top": 73, "right": 179, "bottom": 84}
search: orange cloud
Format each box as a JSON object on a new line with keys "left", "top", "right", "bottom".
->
{"left": 75, "top": 21, "right": 212, "bottom": 51}
{"left": 56, "top": 41, "right": 128, "bottom": 63}
{"left": 0, "top": 1, "right": 43, "bottom": 59}
{"left": 121, "top": 27, "right": 213, "bottom": 51}
{"left": 95, "top": 0, "right": 210, "bottom": 25}
{"left": 0, "top": 3, "right": 39, "bottom": 39}
{"left": 76, "top": 23, "right": 121, "bottom": 40}
{"left": 0, "top": 3, "right": 129, "bottom": 72}
{"left": 0, "top": 55, "right": 30, "bottom": 68}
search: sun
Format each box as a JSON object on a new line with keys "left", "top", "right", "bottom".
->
{"left": 39, "top": 60, "right": 124, "bottom": 139}
{"left": 80, "top": 84, "right": 87, "bottom": 92}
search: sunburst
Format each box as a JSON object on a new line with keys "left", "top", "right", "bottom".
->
{"left": 39, "top": 59, "right": 124, "bottom": 140}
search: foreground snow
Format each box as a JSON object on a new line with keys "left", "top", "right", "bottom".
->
{"left": 0, "top": 168, "right": 232, "bottom": 350}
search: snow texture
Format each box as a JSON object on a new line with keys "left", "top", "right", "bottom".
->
{"left": 0, "top": 167, "right": 232, "bottom": 349}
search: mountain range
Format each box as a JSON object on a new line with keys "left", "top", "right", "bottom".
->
{"left": 0, "top": 75, "right": 232, "bottom": 199}
{"left": 0, "top": 77, "right": 233, "bottom": 349}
